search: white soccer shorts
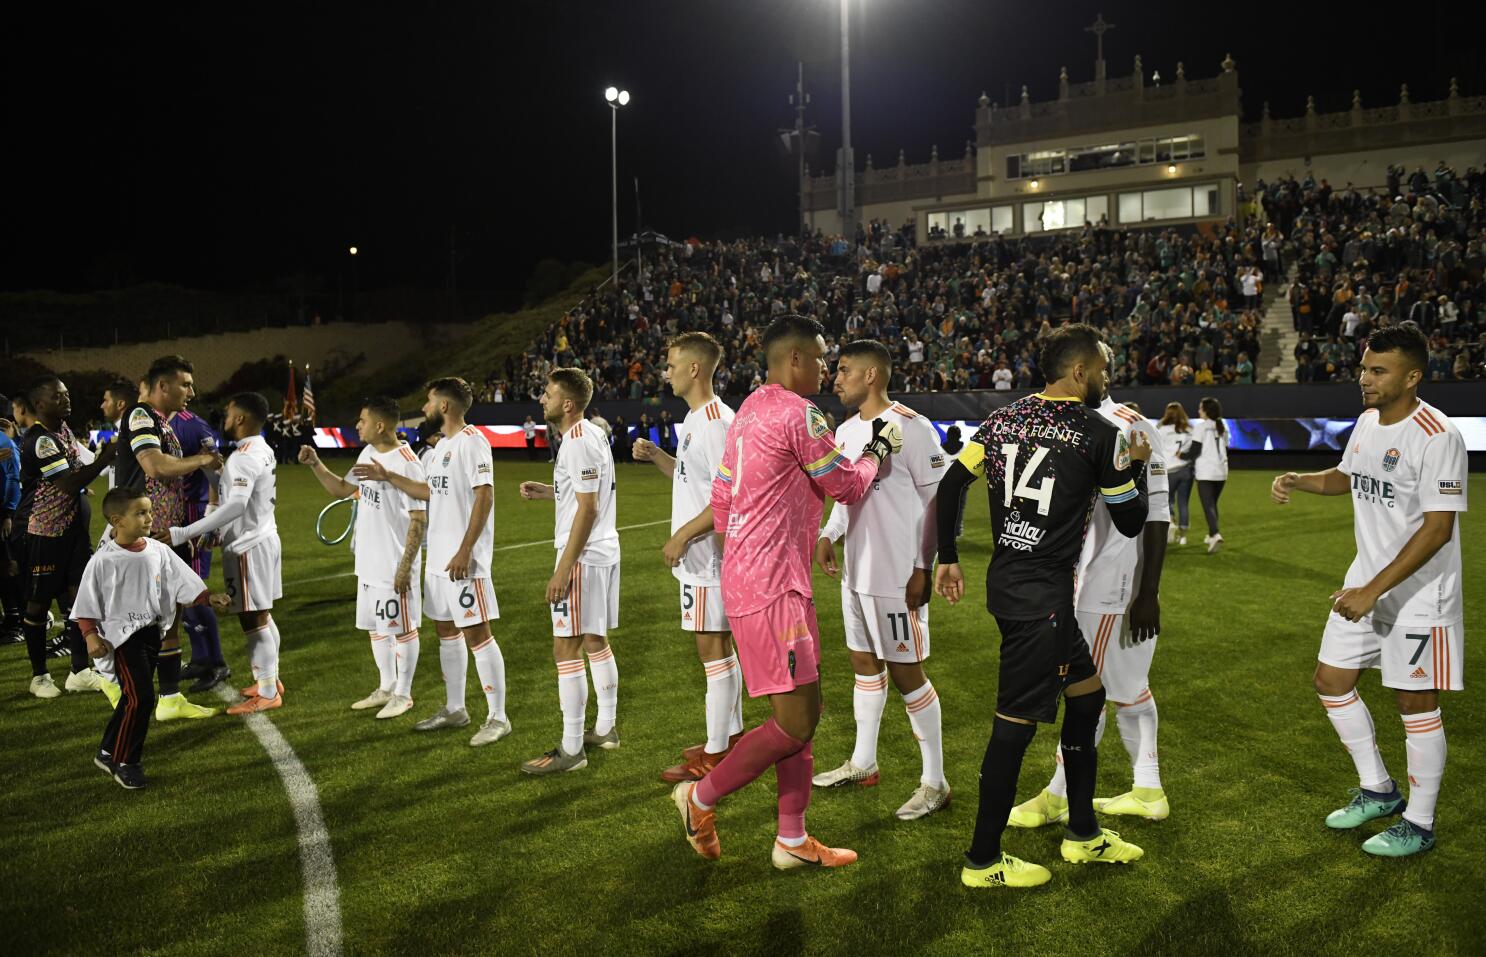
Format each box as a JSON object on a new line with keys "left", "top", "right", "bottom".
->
{"left": 424, "top": 574, "right": 499, "bottom": 626}
{"left": 551, "top": 561, "right": 619, "bottom": 638}
{"left": 1319, "top": 612, "right": 1464, "bottom": 691}
{"left": 679, "top": 582, "right": 727, "bottom": 632}
{"left": 1076, "top": 610, "right": 1156, "bottom": 704}
{"left": 221, "top": 537, "right": 282, "bottom": 614}
{"left": 842, "top": 587, "right": 930, "bottom": 663}
{"left": 355, "top": 582, "right": 423, "bottom": 636}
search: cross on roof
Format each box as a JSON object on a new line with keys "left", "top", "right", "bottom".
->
{"left": 1085, "top": 13, "right": 1115, "bottom": 63}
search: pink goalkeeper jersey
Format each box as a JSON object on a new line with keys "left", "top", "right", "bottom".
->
{"left": 711, "top": 383, "right": 880, "bottom": 617}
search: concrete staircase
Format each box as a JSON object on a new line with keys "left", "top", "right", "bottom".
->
{"left": 1257, "top": 265, "right": 1300, "bottom": 383}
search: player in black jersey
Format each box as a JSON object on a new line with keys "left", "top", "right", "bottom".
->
{"left": 935, "top": 323, "right": 1152, "bottom": 889}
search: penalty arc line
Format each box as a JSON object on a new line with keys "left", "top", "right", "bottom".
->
{"left": 292, "top": 518, "right": 673, "bottom": 586}
{"left": 215, "top": 685, "right": 344, "bottom": 957}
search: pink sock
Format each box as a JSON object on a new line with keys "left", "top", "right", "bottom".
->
{"left": 775, "top": 739, "right": 813, "bottom": 840}
{"left": 696, "top": 718, "right": 805, "bottom": 807}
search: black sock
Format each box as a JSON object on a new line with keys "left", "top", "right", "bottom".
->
{"left": 965, "top": 716, "right": 1037, "bottom": 868}
{"left": 1061, "top": 687, "right": 1107, "bottom": 839}
{"left": 64, "top": 619, "right": 89, "bottom": 674}
{"left": 23, "top": 618, "right": 48, "bottom": 677}
{"left": 157, "top": 645, "right": 181, "bottom": 696}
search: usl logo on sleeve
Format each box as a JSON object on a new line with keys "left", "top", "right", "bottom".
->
{"left": 1439, "top": 480, "right": 1462, "bottom": 496}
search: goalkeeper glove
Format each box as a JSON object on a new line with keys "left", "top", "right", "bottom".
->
{"left": 862, "top": 418, "right": 903, "bottom": 464}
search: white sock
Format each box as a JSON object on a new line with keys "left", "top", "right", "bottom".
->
{"left": 557, "top": 658, "right": 587, "bottom": 754}
{"left": 1117, "top": 692, "right": 1161, "bottom": 790}
{"left": 703, "top": 654, "right": 739, "bottom": 753}
{"left": 587, "top": 644, "right": 619, "bottom": 735}
{"left": 439, "top": 634, "right": 467, "bottom": 712}
{"left": 471, "top": 636, "right": 507, "bottom": 722}
{"left": 1319, "top": 691, "right": 1390, "bottom": 790}
{"left": 246, "top": 622, "right": 278, "bottom": 698}
{"left": 393, "top": 631, "right": 419, "bottom": 698}
{"left": 729, "top": 656, "right": 744, "bottom": 735}
{"left": 264, "top": 616, "right": 283, "bottom": 697}
{"left": 902, "top": 680, "right": 944, "bottom": 788}
{"left": 777, "top": 834, "right": 806, "bottom": 848}
{"left": 850, "top": 671, "right": 888, "bottom": 769}
{"left": 1401, "top": 709, "right": 1446, "bottom": 830}
{"left": 369, "top": 633, "right": 395, "bottom": 691}
{"left": 1048, "top": 709, "right": 1105, "bottom": 797}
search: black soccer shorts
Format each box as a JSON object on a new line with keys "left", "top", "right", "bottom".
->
{"left": 993, "top": 604, "right": 1097, "bottom": 724}
{"left": 25, "top": 523, "right": 91, "bottom": 606}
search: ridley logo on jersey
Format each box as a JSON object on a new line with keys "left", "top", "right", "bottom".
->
{"left": 998, "top": 518, "right": 1045, "bottom": 552}
{"left": 1382, "top": 448, "right": 1401, "bottom": 472}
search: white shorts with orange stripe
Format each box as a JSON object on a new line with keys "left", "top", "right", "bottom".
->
{"left": 680, "top": 582, "right": 727, "bottom": 632}
{"left": 1075, "top": 610, "right": 1156, "bottom": 705}
{"left": 1319, "top": 612, "right": 1464, "bottom": 691}
{"left": 842, "top": 588, "right": 930, "bottom": 663}
{"left": 551, "top": 560, "right": 619, "bottom": 638}
{"left": 424, "top": 574, "right": 499, "bottom": 626}
{"left": 356, "top": 582, "right": 423, "bottom": 636}
{"left": 221, "top": 536, "right": 282, "bottom": 614}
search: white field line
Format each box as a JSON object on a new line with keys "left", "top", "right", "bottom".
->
{"left": 292, "top": 518, "right": 672, "bottom": 586}
{"left": 215, "top": 685, "right": 344, "bottom": 957}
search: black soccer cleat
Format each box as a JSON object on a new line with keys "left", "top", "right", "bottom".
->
{"left": 112, "top": 764, "right": 147, "bottom": 790}
{"left": 94, "top": 750, "right": 115, "bottom": 777}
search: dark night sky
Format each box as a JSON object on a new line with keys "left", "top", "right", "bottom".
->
{"left": 5, "top": 1, "right": 1482, "bottom": 299}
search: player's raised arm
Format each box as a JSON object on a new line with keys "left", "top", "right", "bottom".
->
{"left": 1271, "top": 468, "right": 1349, "bottom": 504}
{"left": 353, "top": 457, "right": 431, "bottom": 502}
{"left": 791, "top": 404, "right": 900, "bottom": 506}
{"left": 298, "top": 445, "right": 357, "bottom": 498}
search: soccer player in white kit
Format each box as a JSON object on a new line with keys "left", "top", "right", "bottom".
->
{"left": 633, "top": 332, "right": 744, "bottom": 783}
{"left": 299, "top": 396, "right": 426, "bottom": 719}
{"left": 363, "top": 377, "right": 509, "bottom": 746}
{"left": 1012, "top": 374, "right": 1173, "bottom": 828}
{"left": 1272, "top": 323, "right": 1468, "bottom": 857}
{"left": 811, "top": 340, "right": 950, "bottom": 821}
{"left": 166, "top": 392, "right": 285, "bottom": 716}
{"left": 518, "top": 368, "right": 621, "bottom": 774}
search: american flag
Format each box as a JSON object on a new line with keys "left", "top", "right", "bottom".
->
{"left": 302, "top": 374, "right": 316, "bottom": 421}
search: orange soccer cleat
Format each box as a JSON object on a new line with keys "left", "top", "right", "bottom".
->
{"left": 239, "top": 680, "right": 285, "bottom": 699}
{"left": 771, "top": 835, "right": 858, "bottom": 871}
{"left": 680, "top": 731, "right": 743, "bottom": 765}
{"left": 672, "top": 782, "right": 721, "bottom": 861}
{"left": 227, "top": 691, "right": 284, "bottom": 715}
{"left": 660, "top": 747, "right": 729, "bottom": 784}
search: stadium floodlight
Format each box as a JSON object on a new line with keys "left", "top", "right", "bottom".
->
{"left": 1030, "top": 179, "right": 1040, "bottom": 189}
{"left": 605, "top": 87, "right": 631, "bottom": 291}
{"left": 348, "top": 246, "right": 358, "bottom": 256}
{"left": 1168, "top": 163, "right": 1177, "bottom": 174}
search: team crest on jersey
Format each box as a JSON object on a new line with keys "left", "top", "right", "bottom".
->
{"left": 35, "top": 435, "right": 61, "bottom": 458}
{"left": 128, "top": 407, "right": 154, "bottom": 431}
{"left": 1381, "top": 448, "right": 1400, "bottom": 472}
{"left": 682, "top": 433, "right": 692, "bottom": 452}
{"left": 1114, "top": 432, "right": 1132, "bottom": 471}
{"left": 805, "top": 406, "right": 829, "bottom": 439}
{"left": 442, "top": 452, "right": 452, "bottom": 467}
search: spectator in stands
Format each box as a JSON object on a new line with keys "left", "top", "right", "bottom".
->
{"left": 657, "top": 409, "right": 676, "bottom": 454}
{"left": 991, "top": 360, "right": 1013, "bottom": 391}
{"left": 523, "top": 415, "right": 538, "bottom": 460}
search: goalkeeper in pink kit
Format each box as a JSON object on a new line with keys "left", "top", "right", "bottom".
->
{"left": 670, "top": 315, "right": 903, "bottom": 870}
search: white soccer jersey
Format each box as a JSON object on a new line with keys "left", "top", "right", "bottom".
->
{"left": 71, "top": 538, "right": 207, "bottom": 648}
{"left": 220, "top": 435, "right": 278, "bottom": 556}
{"left": 1192, "top": 417, "right": 1229, "bottom": 481}
{"left": 425, "top": 426, "right": 495, "bottom": 580}
{"left": 347, "top": 442, "right": 426, "bottom": 587}
{"left": 821, "top": 402, "right": 945, "bottom": 598}
{"left": 1076, "top": 398, "right": 1171, "bottom": 614}
{"left": 1338, "top": 400, "right": 1467, "bottom": 625}
{"left": 1158, "top": 423, "right": 1193, "bottom": 474}
{"left": 671, "top": 398, "right": 733, "bottom": 585}
{"left": 554, "top": 420, "right": 619, "bottom": 566}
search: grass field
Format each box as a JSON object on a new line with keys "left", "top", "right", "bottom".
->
{"left": 2, "top": 463, "right": 1482, "bottom": 957}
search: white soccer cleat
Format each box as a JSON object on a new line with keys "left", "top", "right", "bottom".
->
{"left": 29, "top": 674, "right": 61, "bottom": 699}
{"left": 812, "top": 759, "right": 880, "bottom": 788}
{"left": 1166, "top": 525, "right": 1178, "bottom": 544}
{"left": 375, "top": 694, "right": 415, "bottom": 720}
{"left": 1177, "top": 535, "right": 1187, "bottom": 546}
{"left": 1207, "top": 534, "right": 1223, "bottom": 554}
{"left": 470, "top": 717, "right": 512, "bottom": 747}
{"left": 352, "top": 688, "right": 393, "bottom": 711}
{"left": 65, "top": 668, "right": 103, "bottom": 693}
{"left": 413, "top": 707, "right": 470, "bottom": 732}
{"left": 895, "top": 783, "right": 951, "bottom": 820}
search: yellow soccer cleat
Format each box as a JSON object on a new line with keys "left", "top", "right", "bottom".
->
{"left": 961, "top": 853, "right": 1052, "bottom": 889}
{"left": 1061, "top": 828, "right": 1144, "bottom": 865}
{"left": 1008, "top": 789, "right": 1068, "bottom": 828}
{"left": 1094, "top": 789, "right": 1170, "bottom": 821}
{"left": 155, "top": 693, "right": 219, "bottom": 721}
{"left": 100, "top": 678, "right": 122, "bottom": 709}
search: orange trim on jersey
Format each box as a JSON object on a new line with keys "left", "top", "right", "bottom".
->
{"left": 1112, "top": 407, "right": 1141, "bottom": 423}
{"left": 705, "top": 402, "right": 721, "bottom": 421}
{"left": 1418, "top": 408, "right": 1444, "bottom": 432}
{"left": 572, "top": 424, "right": 583, "bottom": 439}
{"left": 891, "top": 403, "right": 919, "bottom": 419}
{"left": 462, "top": 425, "right": 478, "bottom": 437}
{"left": 398, "top": 446, "right": 417, "bottom": 462}
{"left": 1413, "top": 412, "right": 1442, "bottom": 436}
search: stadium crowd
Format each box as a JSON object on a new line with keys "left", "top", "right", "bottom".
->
{"left": 1270, "top": 163, "right": 1486, "bottom": 383}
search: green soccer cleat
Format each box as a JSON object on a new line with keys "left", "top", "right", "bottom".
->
{"left": 960, "top": 853, "right": 1051, "bottom": 889}
{"left": 1325, "top": 787, "right": 1405, "bottom": 830}
{"left": 100, "top": 678, "right": 122, "bottom": 709}
{"left": 1094, "top": 788, "right": 1170, "bottom": 821}
{"left": 155, "top": 693, "right": 218, "bottom": 721}
{"left": 1061, "top": 828, "right": 1144, "bottom": 865}
{"left": 584, "top": 726, "right": 621, "bottom": 751}
{"left": 520, "top": 746, "right": 588, "bottom": 776}
{"left": 1362, "top": 820, "right": 1435, "bottom": 858}
{"left": 1008, "top": 789, "right": 1068, "bottom": 828}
